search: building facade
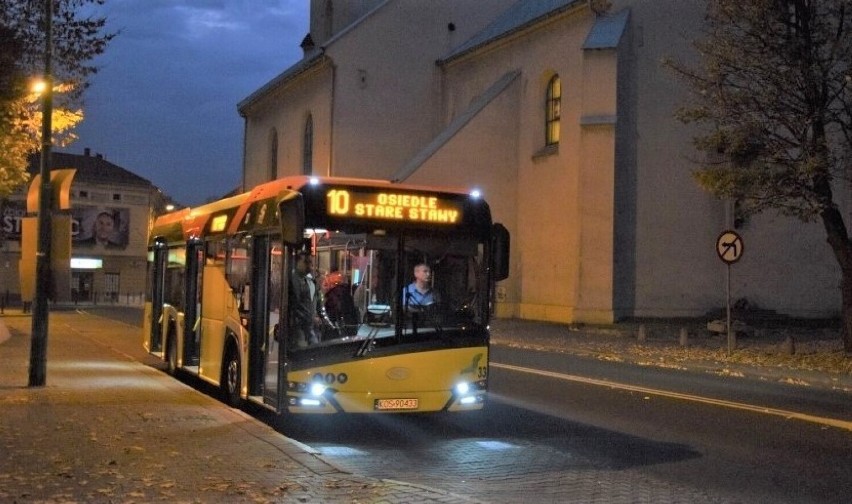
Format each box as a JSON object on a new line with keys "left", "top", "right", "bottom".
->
{"left": 237, "top": 0, "right": 845, "bottom": 323}
{"left": 0, "top": 150, "right": 169, "bottom": 306}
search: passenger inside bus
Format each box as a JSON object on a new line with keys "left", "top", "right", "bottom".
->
{"left": 321, "top": 269, "right": 359, "bottom": 337}
{"left": 289, "top": 252, "right": 321, "bottom": 347}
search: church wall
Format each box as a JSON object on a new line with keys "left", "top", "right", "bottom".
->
{"left": 627, "top": 0, "right": 725, "bottom": 317}
{"left": 310, "top": 0, "right": 386, "bottom": 46}
{"left": 322, "top": 0, "right": 515, "bottom": 180}
{"left": 436, "top": 8, "right": 607, "bottom": 323}
{"left": 324, "top": 2, "right": 456, "bottom": 180}
{"left": 627, "top": 0, "right": 841, "bottom": 318}
{"left": 403, "top": 76, "right": 523, "bottom": 319}
{"left": 573, "top": 49, "right": 618, "bottom": 323}
{"left": 240, "top": 0, "right": 846, "bottom": 322}
{"left": 242, "top": 64, "right": 333, "bottom": 188}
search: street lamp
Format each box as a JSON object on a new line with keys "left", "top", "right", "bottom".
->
{"left": 32, "top": 80, "right": 48, "bottom": 95}
{"left": 29, "top": 0, "right": 53, "bottom": 387}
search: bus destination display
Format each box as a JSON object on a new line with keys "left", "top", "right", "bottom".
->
{"left": 326, "top": 189, "right": 463, "bottom": 224}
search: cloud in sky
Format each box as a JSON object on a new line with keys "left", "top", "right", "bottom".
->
{"left": 64, "top": 0, "right": 309, "bottom": 206}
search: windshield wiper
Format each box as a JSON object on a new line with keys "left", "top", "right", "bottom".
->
{"left": 355, "top": 326, "right": 378, "bottom": 357}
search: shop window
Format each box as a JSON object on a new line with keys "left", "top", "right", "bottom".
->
{"left": 104, "top": 273, "right": 120, "bottom": 302}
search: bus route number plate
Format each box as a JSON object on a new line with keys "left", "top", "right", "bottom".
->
{"left": 375, "top": 398, "right": 419, "bottom": 411}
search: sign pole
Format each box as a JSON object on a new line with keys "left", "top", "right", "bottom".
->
{"left": 716, "top": 230, "right": 743, "bottom": 357}
{"left": 726, "top": 263, "right": 733, "bottom": 356}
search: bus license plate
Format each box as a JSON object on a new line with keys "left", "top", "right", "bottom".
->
{"left": 375, "top": 398, "right": 419, "bottom": 411}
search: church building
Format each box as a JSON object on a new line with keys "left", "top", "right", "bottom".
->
{"left": 237, "top": 0, "right": 843, "bottom": 323}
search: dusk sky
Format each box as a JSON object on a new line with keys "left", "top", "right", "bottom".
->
{"left": 60, "top": 0, "right": 309, "bottom": 206}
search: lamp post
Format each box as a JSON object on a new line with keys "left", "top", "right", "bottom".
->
{"left": 28, "top": 0, "right": 53, "bottom": 387}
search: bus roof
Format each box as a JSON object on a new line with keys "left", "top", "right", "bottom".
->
{"left": 150, "top": 175, "right": 486, "bottom": 245}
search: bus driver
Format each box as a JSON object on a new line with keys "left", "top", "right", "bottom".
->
{"left": 402, "top": 263, "right": 436, "bottom": 310}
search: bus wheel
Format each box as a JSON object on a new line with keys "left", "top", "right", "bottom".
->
{"left": 166, "top": 334, "right": 177, "bottom": 375}
{"left": 222, "top": 346, "right": 241, "bottom": 408}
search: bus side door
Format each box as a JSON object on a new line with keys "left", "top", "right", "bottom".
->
{"left": 147, "top": 239, "right": 167, "bottom": 353}
{"left": 182, "top": 239, "right": 203, "bottom": 367}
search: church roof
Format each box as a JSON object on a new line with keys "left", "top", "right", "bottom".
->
{"left": 440, "top": 0, "right": 586, "bottom": 65}
{"left": 583, "top": 8, "right": 630, "bottom": 49}
{"left": 237, "top": 52, "right": 328, "bottom": 115}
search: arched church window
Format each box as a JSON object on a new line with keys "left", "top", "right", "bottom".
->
{"left": 303, "top": 115, "right": 313, "bottom": 175}
{"left": 269, "top": 128, "right": 278, "bottom": 180}
{"left": 545, "top": 75, "right": 561, "bottom": 146}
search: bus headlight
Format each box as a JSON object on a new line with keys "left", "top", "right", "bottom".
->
{"left": 310, "top": 383, "right": 327, "bottom": 397}
{"left": 287, "top": 381, "right": 328, "bottom": 407}
{"left": 453, "top": 380, "right": 486, "bottom": 407}
{"left": 455, "top": 382, "right": 470, "bottom": 395}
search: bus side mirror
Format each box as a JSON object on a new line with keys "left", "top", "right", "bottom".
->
{"left": 278, "top": 192, "right": 305, "bottom": 246}
{"left": 492, "top": 223, "right": 510, "bottom": 281}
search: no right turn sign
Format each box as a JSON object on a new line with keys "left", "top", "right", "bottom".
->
{"left": 716, "top": 230, "right": 744, "bottom": 264}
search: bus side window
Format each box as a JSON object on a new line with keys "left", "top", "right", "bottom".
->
{"left": 226, "top": 237, "right": 252, "bottom": 315}
{"left": 206, "top": 240, "right": 226, "bottom": 267}
{"left": 226, "top": 237, "right": 250, "bottom": 293}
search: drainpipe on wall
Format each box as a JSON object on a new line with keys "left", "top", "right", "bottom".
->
{"left": 240, "top": 115, "right": 248, "bottom": 192}
{"left": 328, "top": 61, "right": 336, "bottom": 177}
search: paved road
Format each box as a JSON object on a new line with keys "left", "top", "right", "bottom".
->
{"left": 284, "top": 361, "right": 851, "bottom": 504}
{"left": 279, "top": 335, "right": 852, "bottom": 503}
{"left": 78, "top": 306, "right": 852, "bottom": 503}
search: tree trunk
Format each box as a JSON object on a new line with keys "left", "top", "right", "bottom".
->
{"left": 821, "top": 206, "right": 852, "bottom": 354}
{"left": 841, "top": 271, "right": 852, "bottom": 354}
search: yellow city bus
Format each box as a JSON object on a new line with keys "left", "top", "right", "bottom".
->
{"left": 143, "top": 176, "right": 509, "bottom": 414}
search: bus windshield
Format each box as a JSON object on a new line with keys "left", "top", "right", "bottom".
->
{"left": 306, "top": 228, "right": 488, "bottom": 350}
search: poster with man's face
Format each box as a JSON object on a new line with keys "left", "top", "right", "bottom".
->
{"left": 71, "top": 207, "right": 130, "bottom": 249}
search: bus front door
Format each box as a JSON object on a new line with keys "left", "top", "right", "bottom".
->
{"left": 255, "top": 237, "right": 284, "bottom": 409}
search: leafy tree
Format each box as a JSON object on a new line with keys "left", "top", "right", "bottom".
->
{"left": 0, "top": 0, "right": 115, "bottom": 196}
{"left": 0, "top": 25, "right": 30, "bottom": 195}
{"left": 668, "top": 0, "right": 852, "bottom": 353}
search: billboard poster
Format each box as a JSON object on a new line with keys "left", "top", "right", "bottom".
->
{"left": 71, "top": 206, "right": 130, "bottom": 249}
{"left": 1, "top": 200, "right": 26, "bottom": 241}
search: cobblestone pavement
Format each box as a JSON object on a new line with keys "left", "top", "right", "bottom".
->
{"left": 306, "top": 423, "right": 731, "bottom": 504}
{"left": 0, "top": 310, "right": 479, "bottom": 503}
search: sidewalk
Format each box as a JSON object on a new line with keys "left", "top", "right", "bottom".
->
{"left": 490, "top": 318, "right": 852, "bottom": 393}
{"left": 0, "top": 310, "right": 478, "bottom": 504}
